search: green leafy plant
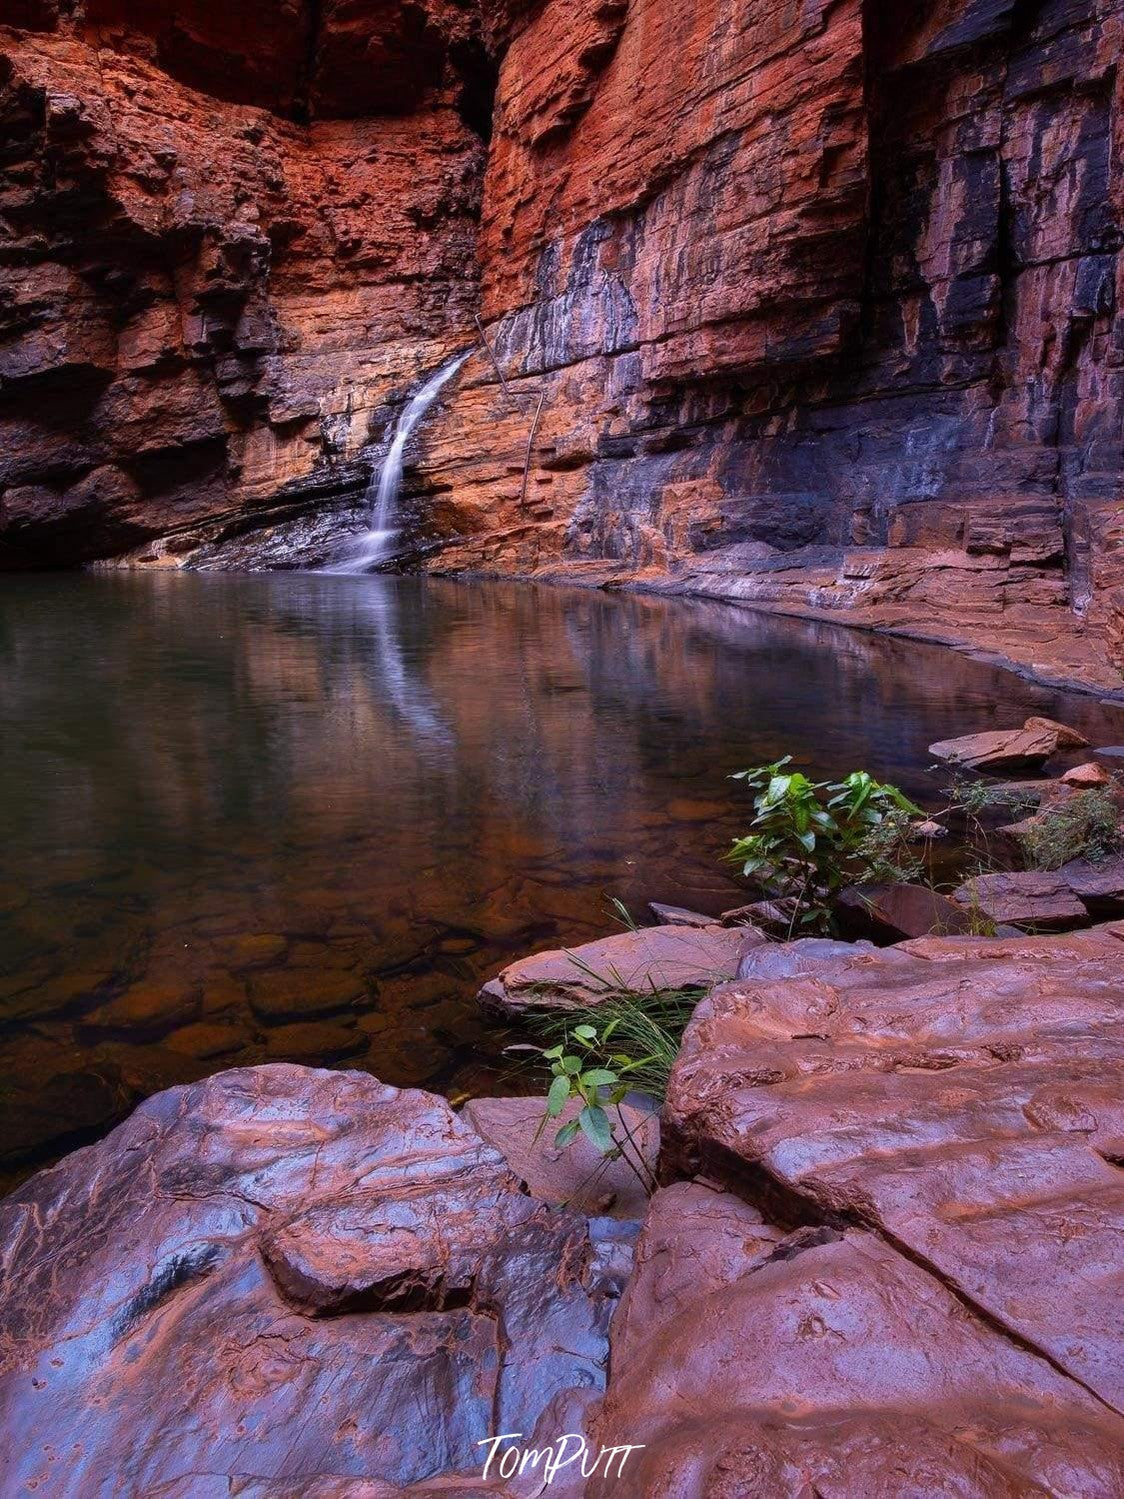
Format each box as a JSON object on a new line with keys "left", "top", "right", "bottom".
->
{"left": 532, "top": 985, "right": 702, "bottom": 1102}
{"left": 726, "top": 759, "right": 923, "bottom": 934}
{"left": 534, "top": 1022, "right": 659, "bottom": 1193}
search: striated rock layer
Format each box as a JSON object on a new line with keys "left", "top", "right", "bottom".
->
{"left": 420, "top": 0, "right": 1124, "bottom": 690}
{"left": 2, "top": 0, "right": 1123, "bottom": 688}
{"left": 0, "top": 1, "right": 486, "bottom": 567}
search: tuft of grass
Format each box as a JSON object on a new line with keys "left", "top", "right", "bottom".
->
{"left": 528, "top": 983, "right": 705, "bottom": 1103}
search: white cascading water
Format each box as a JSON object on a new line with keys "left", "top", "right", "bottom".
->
{"left": 322, "top": 349, "right": 472, "bottom": 575}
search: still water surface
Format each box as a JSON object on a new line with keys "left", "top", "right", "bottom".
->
{"left": 2, "top": 573, "right": 1119, "bottom": 1180}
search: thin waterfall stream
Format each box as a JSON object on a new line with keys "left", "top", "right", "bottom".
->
{"left": 322, "top": 349, "right": 472, "bottom": 575}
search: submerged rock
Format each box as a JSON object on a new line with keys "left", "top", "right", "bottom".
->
{"left": 0, "top": 1065, "right": 634, "bottom": 1494}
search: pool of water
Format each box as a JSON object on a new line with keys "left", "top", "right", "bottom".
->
{"left": 2, "top": 572, "right": 1120, "bottom": 1181}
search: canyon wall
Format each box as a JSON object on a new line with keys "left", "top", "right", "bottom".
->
{"left": 422, "top": 0, "right": 1124, "bottom": 685}
{"left": 0, "top": 1, "right": 486, "bottom": 565}
{"left": 1, "top": 0, "right": 1122, "bottom": 684}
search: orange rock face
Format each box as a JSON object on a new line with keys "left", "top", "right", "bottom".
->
{"left": 0, "top": 2, "right": 485, "bottom": 564}
{"left": 1, "top": 0, "right": 1123, "bottom": 687}
{"left": 421, "top": 0, "right": 1124, "bottom": 690}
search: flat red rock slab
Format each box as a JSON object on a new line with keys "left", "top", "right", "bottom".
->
{"left": 954, "top": 869, "right": 1090, "bottom": 927}
{"left": 930, "top": 716, "right": 1088, "bottom": 772}
{"left": 665, "top": 925, "right": 1124, "bottom": 1416}
{"left": 478, "top": 924, "right": 764, "bottom": 1013}
{"left": 0, "top": 1065, "right": 633, "bottom": 1493}
{"left": 587, "top": 1184, "right": 1124, "bottom": 1496}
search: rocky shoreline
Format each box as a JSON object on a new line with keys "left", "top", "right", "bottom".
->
{"left": 3, "top": 897, "right": 1122, "bottom": 1494}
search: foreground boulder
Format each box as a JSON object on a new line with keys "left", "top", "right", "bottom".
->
{"left": 587, "top": 1184, "right": 1124, "bottom": 1496}
{"left": 0, "top": 1066, "right": 635, "bottom": 1494}
{"left": 479, "top": 924, "right": 763, "bottom": 1015}
{"left": 665, "top": 925, "right": 1124, "bottom": 1417}
{"left": 930, "top": 716, "right": 1089, "bottom": 772}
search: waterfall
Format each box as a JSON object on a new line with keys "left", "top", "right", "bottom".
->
{"left": 321, "top": 350, "right": 471, "bottom": 575}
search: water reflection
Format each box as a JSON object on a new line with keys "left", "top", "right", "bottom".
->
{"left": 1, "top": 573, "right": 1119, "bottom": 1182}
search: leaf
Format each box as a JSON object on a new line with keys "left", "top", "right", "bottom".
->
{"left": 546, "top": 1075, "right": 571, "bottom": 1117}
{"left": 573, "top": 1024, "right": 598, "bottom": 1041}
{"left": 542, "top": 1045, "right": 564, "bottom": 1061}
{"left": 554, "top": 1120, "right": 581, "bottom": 1149}
{"left": 578, "top": 1105, "right": 615, "bottom": 1155}
{"left": 581, "top": 1069, "right": 619, "bottom": 1088}
{"left": 560, "top": 1055, "right": 582, "bottom": 1075}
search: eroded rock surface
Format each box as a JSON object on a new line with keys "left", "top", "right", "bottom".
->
{"left": 664, "top": 924, "right": 1124, "bottom": 1416}
{"left": 587, "top": 1183, "right": 1124, "bottom": 1497}
{"left": 0, "top": 1065, "right": 635, "bottom": 1493}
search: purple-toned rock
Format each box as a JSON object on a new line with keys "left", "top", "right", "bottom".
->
{"left": 664, "top": 924, "right": 1124, "bottom": 1416}
{"left": 0, "top": 1065, "right": 634, "bottom": 1493}
{"left": 478, "top": 924, "right": 762, "bottom": 1014}
{"left": 587, "top": 1183, "right": 1124, "bottom": 1496}
{"left": 1060, "top": 855, "right": 1124, "bottom": 915}
{"left": 954, "top": 870, "right": 1090, "bottom": 929}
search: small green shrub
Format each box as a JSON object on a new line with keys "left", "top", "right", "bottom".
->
{"left": 726, "top": 759, "right": 922, "bottom": 935}
{"left": 531, "top": 985, "right": 702, "bottom": 1103}
{"left": 945, "top": 774, "right": 1038, "bottom": 818}
{"left": 1018, "top": 786, "right": 1121, "bottom": 870}
{"left": 530, "top": 1019, "right": 662, "bottom": 1194}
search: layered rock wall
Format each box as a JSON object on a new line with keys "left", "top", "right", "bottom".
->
{"left": 423, "top": 0, "right": 1124, "bottom": 684}
{"left": 0, "top": 1, "right": 484, "bottom": 564}
{"left": 1, "top": 0, "right": 1122, "bottom": 684}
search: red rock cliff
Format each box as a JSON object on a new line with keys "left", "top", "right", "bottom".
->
{"left": 0, "top": 0, "right": 487, "bottom": 564}
{"left": 1, "top": 0, "right": 1122, "bottom": 685}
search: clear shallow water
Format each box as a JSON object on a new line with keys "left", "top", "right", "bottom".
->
{"left": 2, "top": 572, "right": 1120, "bottom": 1181}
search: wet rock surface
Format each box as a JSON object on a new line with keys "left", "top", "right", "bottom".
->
{"left": 4, "top": 913, "right": 1124, "bottom": 1493}
{"left": 664, "top": 924, "right": 1124, "bottom": 1418}
{"left": 0, "top": 1065, "right": 636, "bottom": 1493}
{"left": 588, "top": 1183, "right": 1124, "bottom": 1496}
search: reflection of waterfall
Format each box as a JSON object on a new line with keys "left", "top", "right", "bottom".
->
{"left": 322, "top": 351, "right": 471, "bottom": 576}
{"left": 362, "top": 583, "right": 454, "bottom": 750}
